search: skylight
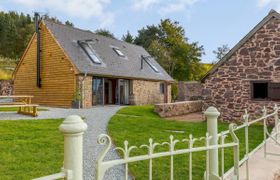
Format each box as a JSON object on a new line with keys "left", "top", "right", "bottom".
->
{"left": 141, "top": 55, "right": 159, "bottom": 73}
{"left": 113, "top": 48, "right": 125, "bottom": 57}
{"left": 78, "top": 41, "right": 101, "bottom": 64}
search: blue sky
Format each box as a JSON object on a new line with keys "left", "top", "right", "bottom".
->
{"left": 1, "top": 0, "right": 280, "bottom": 63}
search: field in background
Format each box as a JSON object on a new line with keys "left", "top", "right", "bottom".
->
{"left": 0, "top": 56, "right": 18, "bottom": 80}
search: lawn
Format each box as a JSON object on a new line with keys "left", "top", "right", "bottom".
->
{"left": 0, "top": 119, "right": 64, "bottom": 180}
{"left": 108, "top": 106, "right": 266, "bottom": 180}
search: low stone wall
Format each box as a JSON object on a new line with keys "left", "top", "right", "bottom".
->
{"left": 0, "top": 80, "right": 13, "bottom": 95}
{"left": 154, "top": 100, "right": 202, "bottom": 118}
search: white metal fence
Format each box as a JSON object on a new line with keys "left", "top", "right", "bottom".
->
{"left": 34, "top": 105, "right": 280, "bottom": 180}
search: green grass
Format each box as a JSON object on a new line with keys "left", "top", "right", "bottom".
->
{"left": 108, "top": 106, "right": 268, "bottom": 180}
{"left": 0, "top": 119, "right": 64, "bottom": 179}
{"left": 0, "top": 107, "right": 48, "bottom": 111}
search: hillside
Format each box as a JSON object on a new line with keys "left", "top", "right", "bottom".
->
{"left": 0, "top": 57, "right": 17, "bottom": 80}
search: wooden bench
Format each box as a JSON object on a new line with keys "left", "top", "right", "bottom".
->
{"left": 0, "top": 104, "right": 39, "bottom": 117}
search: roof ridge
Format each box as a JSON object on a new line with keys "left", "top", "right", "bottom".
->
{"left": 201, "top": 9, "right": 280, "bottom": 82}
{"left": 43, "top": 19, "right": 143, "bottom": 49}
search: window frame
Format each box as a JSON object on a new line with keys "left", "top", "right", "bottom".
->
{"left": 250, "top": 80, "right": 269, "bottom": 101}
{"left": 141, "top": 55, "right": 160, "bottom": 73}
{"left": 78, "top": 40, "right": 102, "bottom": 64}
{"left": 113, "top": 47, "right": 125, "bottom": 57}
{"left": 160, "top": 82, "right": 165, "bottom": 94}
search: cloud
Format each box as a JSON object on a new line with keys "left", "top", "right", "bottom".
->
{"left": 131, "top": 0, "right": 159, "bottom": 11}
{"left": 131, "top": 0, "right": 199, "bottom": 15}
{"left": 8, "top": 0, "right": 114, "bottom": 26}
{"left": 159, "top": 0, "right": 198, "bottom": 14}
{"left": 258, "top": 0, "right": 280, "bottom": 11}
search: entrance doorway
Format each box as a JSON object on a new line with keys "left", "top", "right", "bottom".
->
{"left": 117, "top": 79, "right": 130, "bottom": 105}
{"left": 92, "top": 77, "right": 130, "bottom": 105}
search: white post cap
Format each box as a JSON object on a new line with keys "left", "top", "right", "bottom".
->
{"left": 59, "top": 115, "right": 88, "bottom": 134}
{"left": 204, "top": 106, "right": 220, "bottom": 117}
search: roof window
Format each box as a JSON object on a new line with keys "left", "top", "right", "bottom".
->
{"left": 141, "top": 55, "right": 159, "bottom": 73}
{"left": 78, "top": 40, "right": 101, "bottom": 64}
{"left": 113, "top": 48, "right": 125, "bottom": 57}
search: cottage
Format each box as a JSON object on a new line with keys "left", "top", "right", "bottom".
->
{"left": 13, "top": 17, "right": 174, "bottom": 108}
{"left": 202, "top": 10, "right": 280, "bottom": 121}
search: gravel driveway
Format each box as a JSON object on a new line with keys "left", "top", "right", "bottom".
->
{"left": 0, "top": 105, "right": 127, "bottom": 179}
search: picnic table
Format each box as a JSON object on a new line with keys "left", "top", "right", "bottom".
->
{"left": 0, "top": 95, "right": 39, "bottom": 117}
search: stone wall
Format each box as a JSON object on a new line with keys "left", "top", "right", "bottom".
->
{"left": 202, "top": 16, "right": 280, "bottom": 121}
{"left": 154, "top": 100, "right": 202, "bottom": 118}
{"left": 178, "top": 81, "right": 202, "bottom": 101}
{"left": 131, "top": 80, "right": 171, "bottom": 105}
{"left": 0, "top": 80, "right": 13, "bottom": 95}
{"left": 77, "top": 76, "right": 92, "bottom": 108}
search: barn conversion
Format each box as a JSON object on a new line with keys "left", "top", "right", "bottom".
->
{"left": 201, "top": 10, "right": 280, "bottom": 121}
{"left": 13, "top": 17, "right": 173, "bottom": 108}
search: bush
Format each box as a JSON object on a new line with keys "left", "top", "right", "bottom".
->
{"left": 171, "top": 83, "right": 178, "bottom": 101}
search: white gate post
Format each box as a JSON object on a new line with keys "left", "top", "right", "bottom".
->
{"left": 59, "top": 115, "right": 88, "bottom": 180}
{"left": 204, "top": 107, "right": 220, "bottom": 179}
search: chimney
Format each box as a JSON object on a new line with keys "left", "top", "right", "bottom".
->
{"left": 35, "top": 12, "right": 41, "bottom": 88}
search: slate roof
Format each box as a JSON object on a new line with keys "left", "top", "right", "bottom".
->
{"left": 201, "top": 9, "right": 280, "bottom": 82}
{"left": 44, "top": 20, "right": 174, "bottom": 82}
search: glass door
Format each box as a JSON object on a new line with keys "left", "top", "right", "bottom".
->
{"left": 117, "top": 79, "right": 130, "bottom": 105}
{"left": 92, "top": 77, "right": 104, "bottom": 105}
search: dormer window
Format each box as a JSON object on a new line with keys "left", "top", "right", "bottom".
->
{"left": 141, "top": 55, "right": 159, "bottom": 73}
{"left": 113, "top": 48, "right": 125, "bottom": 57}
{"left": 78, "top": 40, "right": 101, "bottom": 64}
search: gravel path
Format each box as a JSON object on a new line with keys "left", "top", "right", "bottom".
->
{"left": 0, "top": 106, "right": 127, "bottom": 179}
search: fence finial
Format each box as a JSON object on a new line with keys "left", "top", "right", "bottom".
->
{"left": 59, "top": 115, "right": 87, "bottom": 180}
{"left": 204, "top": 107, "right": 220, "bottom": 178}
{"left": 262, "top": 106, "right": 267, "bottom": 117}
{"left": 243, "top": 109, "right": 249, "bottom": 124}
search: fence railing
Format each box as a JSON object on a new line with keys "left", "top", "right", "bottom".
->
{"left": 33, "top": 115, "right": 87, "bottom": 180}
{"left": 222, "top": 104, "right": 280, "bottom": 179}
{"left": 96, "top": 107, "right": 240, "bottom": 180}
{"left": 33, "top": 104, "right": 280, "bottom": 180}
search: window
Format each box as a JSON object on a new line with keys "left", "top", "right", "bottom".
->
{"left": 113, "top": 48, "right": 125, "bottom": 57}
{"left": 78, "top": 40, "right": 101, "bottom": 64}
{"left": 251, "top": 82, "right": 268, "bottom": 99}
{"left": 251, "top": 81, "right": 280, "bottom": 100}
{"left": 160, "top": 83, "right": 165, "bottom": 94}
{"left": 141, "top": 55, "right": 159, "bottom": 73}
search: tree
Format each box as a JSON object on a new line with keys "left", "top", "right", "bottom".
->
{"left": 0, "top": 11, "right": 75, "bottom": 60}
{"left": 95, "top": 29, "right": 116, "bottom": 39}
{"left": 43, "top": 15, "right": 62, "bottom": 24}
{"left": 134, "top": 24, "right": 164, "bottom": 49}
{"left": 213, "top": 44, "right": 230, "bottom": 63}
{"left": 122, "top": 31, "right": 134, "bottom": 43}
{"left": 135, "top": 19, "right": 204, "bottom": 81}
{"left": 65, "top": 20, "right": 74, "bottom": 27}
{"left": 148, "top": 39, "right": 174, "bottom": 74}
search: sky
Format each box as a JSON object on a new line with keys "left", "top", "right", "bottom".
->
{"left": 1, "top": 0, "right": 280, "bottom": 63}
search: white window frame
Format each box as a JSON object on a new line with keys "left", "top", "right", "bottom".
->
{"left": 113, "top": 47, "right": 125, "bottom": 57}
{"left": 78, "top": 40, "right": 101, "bottom": 64}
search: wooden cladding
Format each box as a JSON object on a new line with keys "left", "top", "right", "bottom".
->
{"left": 13, "top": 22, "right": 77, "bottom": 107}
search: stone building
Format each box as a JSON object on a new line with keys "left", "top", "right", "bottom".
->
{"left": 13, "top": 18, "right": 174, "bottom": 108}
{"left": 201, "top": 10, "right": 280, "bottom": 121}
{"left": 177, "top": 81, "right": 202, "bottom": 101}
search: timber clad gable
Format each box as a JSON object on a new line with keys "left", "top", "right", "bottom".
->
{"left": 14, "top": 23, "right": 77, "bottom": 107}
